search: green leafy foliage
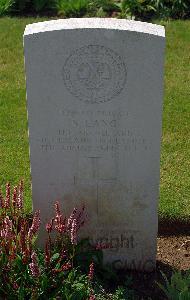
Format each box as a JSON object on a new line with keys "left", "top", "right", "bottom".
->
{"left": 93, "top": 285, "right": 135, "bottom": 299}
{"left": 0, "top": 0, "right": 189, "bottom": 18}
{"left": 55, "top": 0, "right": 89, "bottom": 17}
{"left": 74, "top": 238, "right": 103, "bottom": 270}
{"left": 0, "top": 0, "right": 14, "bottom": 15}
{"left": 157, "top": 271, "right": 190, "bottom": 300}
{"left": 117, "top": 0, "right": 156, "bottom": 19}
{"left": 150, "top": 0, "right": 190, "bottom": 19}
{"left": 87, "top": 0, "right": 119, "bottom": 17}
{"left": 117, "top": 0, "right": 190, "bottom": 20}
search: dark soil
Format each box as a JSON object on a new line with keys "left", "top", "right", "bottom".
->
{"left": 120, "top": 220, "right": 190, "bottom": 299}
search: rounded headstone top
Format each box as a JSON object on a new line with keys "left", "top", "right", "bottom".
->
{"left": 24, "top": 18, "right": 165, "bottom": 37}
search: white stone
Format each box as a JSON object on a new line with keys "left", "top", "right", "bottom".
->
{"left": 24, "top": 18, "right": 165, "bottom": 271}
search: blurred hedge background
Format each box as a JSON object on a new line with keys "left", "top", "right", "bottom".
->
{"left": 0, "top": 0, "right": 190, "bottom": 20}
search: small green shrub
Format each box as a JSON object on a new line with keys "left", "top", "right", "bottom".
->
{"left": 116, "top": 0, "right": 190, "bottom": 20}
{"left": 117, "top": 0, "right": 156, "bottom": 19}
{"left": 88, "top": 0, "right": 119, "bottom": 17}
{"left": 0, "top": 0, "right": 14, "bottom": 15}
{"left": 157, "top": 271, "right": 190, "bottom": 300}
{"left": 1, "top": 0, "right": 190, "bottom": 19}
{"left": 55, "top": 0, "right": 89, "bottom": 17}
{"left": 94, "top": 286, "right": 134, "bottom": 299}
{"left": 152, "top": 0, "right": 190, "bottom": 19}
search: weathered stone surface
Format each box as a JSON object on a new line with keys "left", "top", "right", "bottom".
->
{"left": 24, "top": 18, "right": 165, "bottom": 271}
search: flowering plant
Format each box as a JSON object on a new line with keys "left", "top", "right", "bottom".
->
{"left": 0, "top": 181, "right": 97, "bottom": 299}
{"left": 0, "top": 181, "right": 131, "bottom": 299}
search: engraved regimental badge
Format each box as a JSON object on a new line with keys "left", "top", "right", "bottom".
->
{"left": 63, "top": 45, "right": 127, "bottom": 104}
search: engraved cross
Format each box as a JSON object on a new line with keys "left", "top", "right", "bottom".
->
{"left": 84, "top": 157, "right": 117, "bottom": 215}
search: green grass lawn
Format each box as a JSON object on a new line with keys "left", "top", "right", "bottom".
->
{"left": 0, "top": 17, "right": 189, "bottom": 219}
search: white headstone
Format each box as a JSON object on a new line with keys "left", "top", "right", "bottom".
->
{"left": 24, "top": 18, "right": 165, "bottom": 271}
